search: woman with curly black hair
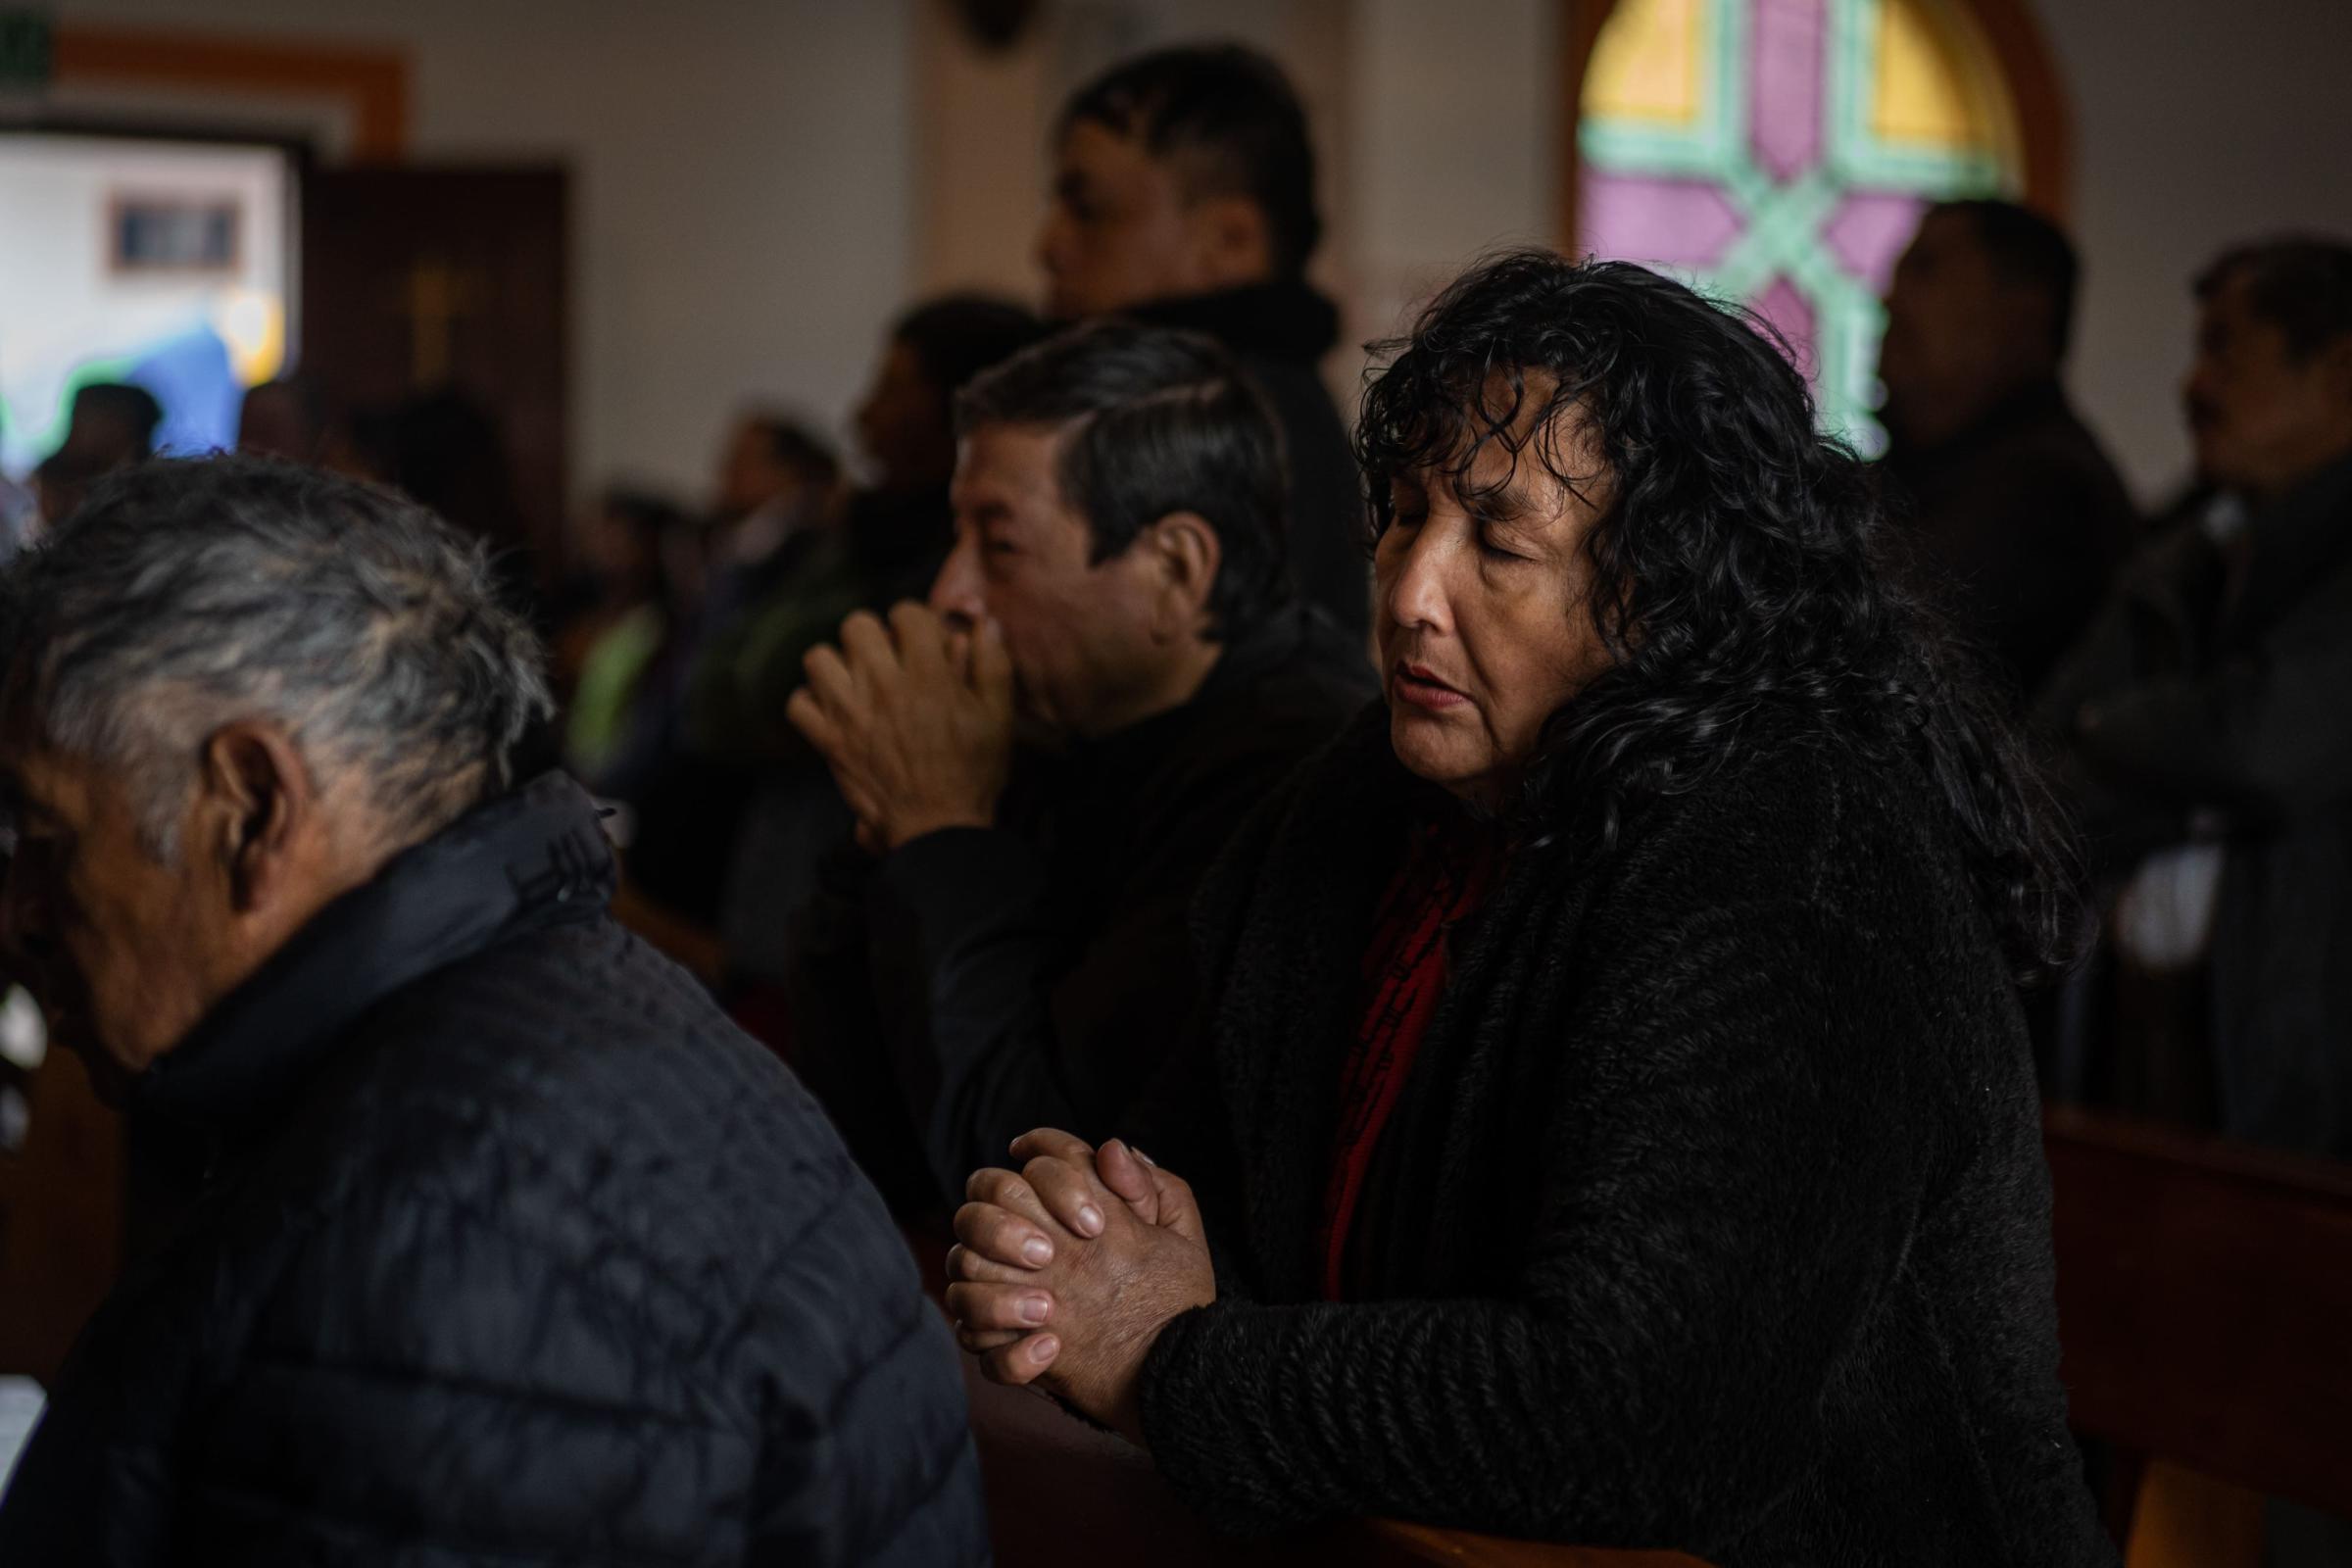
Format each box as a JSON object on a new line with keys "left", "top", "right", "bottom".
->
{"left": 943, "top": 252, "right": 2113, "bottom": 1566}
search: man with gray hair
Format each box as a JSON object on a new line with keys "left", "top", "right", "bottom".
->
{"left": 0, "top": 458, "right": 988, "bottom": 1565}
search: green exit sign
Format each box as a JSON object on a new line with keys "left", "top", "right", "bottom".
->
{"left": 0, "top": 10, "right": 52, "bottom": 90}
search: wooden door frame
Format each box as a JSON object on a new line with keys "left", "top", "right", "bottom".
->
{"left": 49, "top": 21, "right": 409, "bottom": 163}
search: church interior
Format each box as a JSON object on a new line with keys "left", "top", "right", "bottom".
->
{"left": 1, "top": 1, "right": 2349, "bottom": 1564}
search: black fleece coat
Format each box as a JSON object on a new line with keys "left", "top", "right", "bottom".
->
{"left": 0, "top": 775, "right": 988, "bottom": 1567}
{"left": 1125, "top": 708, "right": 2112, "bottom": 1567}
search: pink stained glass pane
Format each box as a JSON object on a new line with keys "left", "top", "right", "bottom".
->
{"left": 1751, "top": 274, "right": 1818, "bottom": 373}
{"left": 1822, "top": 190, "right": 1930, "bottom": 292}
{"left": 1580, "top": 172, "right": 1745, "bottom": 270}
{"left": 1749, "top": 0, "right": 1826, "bottom": 182}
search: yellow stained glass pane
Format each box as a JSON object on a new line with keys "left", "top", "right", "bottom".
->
{"left": 1584, "top": 0, "right": 1707, "bottom": 127}
{"left": 1873, "top": 0, "right": 2004, "bottom": 151}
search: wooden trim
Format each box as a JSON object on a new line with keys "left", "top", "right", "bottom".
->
{"left": 2044, "top": 1105, "right": 2352, "bottom": 1514}
{"left": 1556, "top": 0, "right": 2074, "bottom": 246}
{"left": 51, "top": 24, "right": 409, "bottom": 162}
{"left": 1348, "top": 1520, "right": 1712, "bottom": 1566}
{"left": 1959, "top": 0, "right": 2071, "bottom": 219}
{"left": 2043, "top": 1103, "right": 2352, "bottom": 1203}
{"left": 1556, "top": 0, "right": 1617, "bottom": 252}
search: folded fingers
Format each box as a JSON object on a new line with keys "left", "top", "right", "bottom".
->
{"left": 955, "top": 1187, "right": 1060, "bottom": 1269}
{"left": 976, "top": 1332, "right": 1060, "bottom": 1387}
{"left": 945, "top": 1279, "right": 1054, "bottom": 1334}
{"left": 1021, "top": 1152, "right": 1110, "bottom": 1240}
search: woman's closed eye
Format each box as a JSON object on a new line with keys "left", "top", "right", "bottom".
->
{"left": 1473, "top": 522, "right": 1529, "bottom": 564}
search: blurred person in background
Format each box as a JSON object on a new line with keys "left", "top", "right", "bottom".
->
{"left": 31, "top": 382, "right": 163, "bottom": 529}
{"left": 2039, "top": 236, "right": 2352, "bottom": 1161}
{"left": 687, "top": 296, "right": 1046, "bottom": 996}
{"left": 1041, "top": 43, "right": 1369, "bottom": 640}
{"left": 620, "top": 413, "right": 839, "bottom": 929}
{"left": 703, "top": 411, "right": 842, "bottom": 626}
{"left": 1878, "top": 200, "right": 2139, "bottom": 702}
{"left": 236, "top": 373, "right": 364, "bottom": 474}
{"left": 0, "top": 457, "right": 987, "bottom": 1565}
{"left": 353, "top": 388, "right": 547, "bottom": 619}
{"left": 0, "top": 407, "right": 34, "bottom": 553}
{"left": 687, "top": 297, "right": 1047, "bottom": 763}
{"left": 556, "top": 485, "right": 705, "bottom": 806}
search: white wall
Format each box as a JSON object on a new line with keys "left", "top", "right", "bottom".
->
{"left": 28, "top": 0, "right": 2352, "bottom": 512}
{"left": 1345, "top": 0, "right": 1560, "bottom": 355}
{"left": 41, "top": 0, "right": 916, "bottom": 509}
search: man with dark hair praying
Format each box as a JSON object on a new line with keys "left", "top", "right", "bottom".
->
{"left": 786, "top": 319, "right": 1372, "bottom": 1212}
{"left": 1878, "top": 198, "right": 2139, "bottom": 700}
{"left": 1040, "top": 42, "right": 1370, "bottom": 638}
{"left": 0, "top": 457, "right": 987, "bottom": 1565}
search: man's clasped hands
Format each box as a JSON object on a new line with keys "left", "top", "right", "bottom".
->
{"left": 785, "top": 603, "right": 1016, "bottom": 856}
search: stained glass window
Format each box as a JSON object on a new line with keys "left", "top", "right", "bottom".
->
{"left": 1578, "top": 0, "right": 2026, "bottom": 446}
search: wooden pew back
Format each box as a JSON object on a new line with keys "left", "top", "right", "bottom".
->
{"left": 2044, "top": 1106, "right": 2352, "bottom": 1517}
{"left": 963, "top": 1359, "right": 1709, "bottom": 1568}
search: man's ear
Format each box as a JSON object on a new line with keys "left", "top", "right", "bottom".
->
{"left": 1143, "top": 511, "right": 1223, "bottom": 641}
{"left": 194, "top": 721, "right": 314, "bottom": 913}
{"left": 1191, "top": 194, "right": 1276, "bottom": 290}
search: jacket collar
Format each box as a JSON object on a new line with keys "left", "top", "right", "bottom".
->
{"left": 133, "top": 772, "right": 615, "bottom": 1133}
{"left": 1121, "top": 278, "right": 1342, "bottom": 367}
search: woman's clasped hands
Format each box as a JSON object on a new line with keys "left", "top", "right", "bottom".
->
{"left": 946, "top": 1129, "right": 1216, "bottom": 1449}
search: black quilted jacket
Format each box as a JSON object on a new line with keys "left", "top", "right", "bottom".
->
{"left": 0, "top": 774, "right": 988, "bottom": 1566}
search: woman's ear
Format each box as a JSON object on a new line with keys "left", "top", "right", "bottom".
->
{"left": 1144, "top": 511, "right": 1223, "bottom": 640}
{"left": 194, "top": 721, "right": 314, "bottom": 913}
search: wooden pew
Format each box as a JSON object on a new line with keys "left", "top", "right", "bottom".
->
{"left": 915, "top": 1222, "right": 1710, "bottom": 1568}
{"left": 2044, "top": 1106, "right": 2352, "bottom": 1559}
{"left": 964, "top": 1361, "right": 1709, "bottom": 1568}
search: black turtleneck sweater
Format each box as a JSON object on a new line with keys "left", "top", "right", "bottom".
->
{"left": 788, "top": 603, "right": 1375, "bottom": 1210}
{"left": 1128, "top": 279, "right": 1370, "bottom": 640}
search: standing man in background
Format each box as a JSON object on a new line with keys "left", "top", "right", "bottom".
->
{"left": 1878, "top": 200, "right": 2139, "bottom": 702}
{"left": 1040, "top": 43, "right": 1369, "bottom": 640}
{"left": 2040, "top": 236, "right": 2352, "bottom": 1162}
